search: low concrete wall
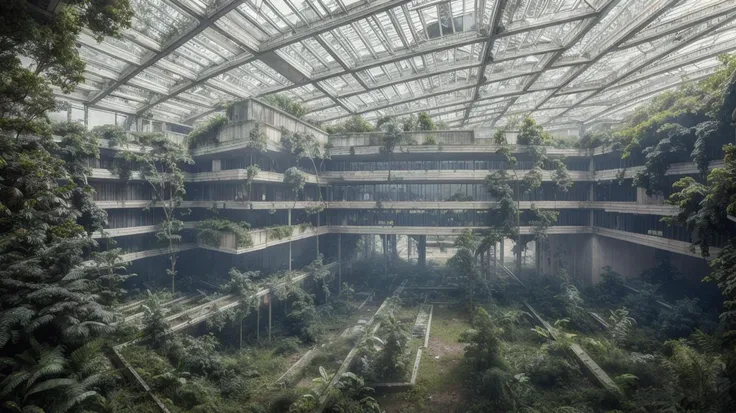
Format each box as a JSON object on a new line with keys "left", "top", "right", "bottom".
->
{"left": 110, "top": 341, "right": 171, "bottom": 413}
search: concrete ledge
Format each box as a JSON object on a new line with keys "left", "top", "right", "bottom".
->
{"left": 593, "top": 228, "right": 720, "bottom": 258}
{"left": 523, "top": 301, "right": 621, "bottom": 395}
{"left": 110, "top": 342, "right": 171, "bottom": 413}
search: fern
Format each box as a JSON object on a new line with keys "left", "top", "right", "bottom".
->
{"left": 608, "top": 307, "right": 636, "bottom": 346}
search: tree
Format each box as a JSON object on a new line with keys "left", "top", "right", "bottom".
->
{"left": 448, "top": 230, "right": 480, "bottom": 310}
{"left": 417, "top": 112, "right": 436, "bottom": 131}
{"left": 378, "top": 120, "right": 405, "bottom": 186}
{"left": 283, "top": 167, "right": 306, "bottom": 207}
{"left": 460, "top": 308, "right": 505, "bottom": 373}
{"left": 221, "top": 268, "right": 259, "bottom": 348}
{"left": 117, "top": 133, "right": 193, "bottom": 293}
{"left": 0, "top": 2, "right": 132, "bottom": 411}
{"left": 281, "top": 130, "right": 326, "bottom": 203}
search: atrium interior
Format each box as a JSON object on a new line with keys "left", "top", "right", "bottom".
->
{"left": 2, "top": 0, "right": 736, "bottom": 412}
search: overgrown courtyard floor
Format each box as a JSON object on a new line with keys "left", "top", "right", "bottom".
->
{"left": 377, "top": 305, "right": 471, "bottom": 413}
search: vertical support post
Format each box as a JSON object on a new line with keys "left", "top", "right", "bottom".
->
{"left": 66, "top": 103, "right": 72, "bottom": 122}
{"left": 83, "top": 104, "right": 89, "bottom": 129}
{"left": 418, "top": 235, "right": 427, "bottom": 267}
{"left": 338, "top": 233, "right": 342, "bottom": 293}
{"left": 493, "top": 244, "right": 497, "bottom": 277}
{"left": 536, "top": 240, "right": 542, "bottom": 275}
{"left": 256, "top": 301, "right": 260, "bottom": 342}
{"left": 516, "top": 241, "right": 522, "bottom": 275}
{"left": 500, "top": 239, "right": 505, "bottom": 266}
{"left": 268, "top": 297, "right": 272, "bottom": 342}
{"left": 383, "top": 234, "right": 388, "bottom": 275}
{"left": 288, "top": 209, "right": 292, "bottom": 225}
{"left": 407, "top": 236, "right": 411, "bottom": 262}
{"left": 288, "top": 241, "right": 292, "bottom": 271}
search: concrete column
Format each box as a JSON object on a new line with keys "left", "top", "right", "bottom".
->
{"left": 516, "top": 241, "right": 522, "bottom": 275}
{"left": 383, "top": 234, "right": 388, "bottom": 275}
{"left": 66, "top": 104, "right": 72, "bottom": 122}
{"left": 288, "top": 241, "right": 292, "bottom": 271}
{"left": 83, "top": 104, "right": 89, "bottom": 128}
{"left": 256, "top": 302, "right": 260, "bottom": 341}
{"left": 500, "top": 239, "right": 505, "bottom": 265}
{"left": 418, "top": 235, "right": 427, "bottom": 267}
{"left": 338, "top": 233, "right": 342, "bottom": 293}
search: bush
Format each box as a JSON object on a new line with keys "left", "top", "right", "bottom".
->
{"left": 273, "top": 337, "right": 301, "bottom": 356}
{"left": 166, "top": 334, "right": 223, "bottom": 376}
{"left": 286, "top": 295, "right": 323, "bottom": 343}
{"left": 657, "top": 298, "right": 713, "bottom": 339}
{"left": 526, "top": 353, "right": 577, "bottom": 387}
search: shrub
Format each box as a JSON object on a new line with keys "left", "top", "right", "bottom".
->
{"left": 526, "top": 353, "right": 577, "bottom": 387}
{"left": 460, "top": 308, "right": 506, "bottom": 372}
{"left": 166, "top": 334, "right": 222, "bottom": 376}
{"left": 195, "top": 218, "right": 253, "bottom": 249}
{"left": 187, "top": 115, "right": 226, "bottom": 149}
{"left": 273, "top": 337, "right": 301, "bottom": 356}
{"left": 657, "top": 298, "right": 713, "bottom": 339}
{"left": 286, "top": 294, "right": 322, "bottom": 343}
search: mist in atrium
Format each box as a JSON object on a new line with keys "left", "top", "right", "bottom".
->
{"left": 2, "top": 0, "right": 736, "bottom": 412}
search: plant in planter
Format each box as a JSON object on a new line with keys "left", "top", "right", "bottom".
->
{"left": 187, "top": 115, "right": 226, "bottom": 149}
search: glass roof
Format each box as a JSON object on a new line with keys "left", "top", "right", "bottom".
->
{"left": 59, "top": 0, "right": 736, "bottom": 130}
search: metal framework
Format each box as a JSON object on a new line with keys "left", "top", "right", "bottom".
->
{"left": 59, "top": 0, "right": 736, "bottom": 131}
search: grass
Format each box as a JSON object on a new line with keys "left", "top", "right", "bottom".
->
{"left": 377, "top": 305, "right": 471, "bottom": 413}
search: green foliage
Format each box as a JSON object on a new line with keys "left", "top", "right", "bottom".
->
{"left": 445, "top": 192, "right": 473, "bottom": 201}
{"left": 520, "top": 166, "right": 544, "bottom": 194}
{"left": 117, "top": 133, "right": 193, "bottom": 293}
{"left": 246, "top": 164, "right": 260, "bottom": 200}
{"left": 589, "top": 266, "right": 628, "bottom": 306}
{"left": 187, "top": 115, "right": 227, "bottom": 149}
{"left": 517, "top": 116, "right": 552, "bottom": 147}
{"left": 661, "top": 340, "right": 727, "bottom": 412}
{"left": 281, "top": 129, "right": 325, "bottom": 200}
{"left": 90, "top": 124, "right": 129, "bottom": 147}
{"left": 0, "top": 3, "right": 134, "bottom": 411}
{"left": 551, "top": 158, "right": 573, "bottom": 193}
{"left": 285, "top": 293, "right": 322, "bottom": 344}
{"left": 324, "top": 116, "right": 375, "bottom": 134}
{"left": 267, "top": 225, "right": 294, "bottom": 240}
{"left": 658, "top": 298, "right": 711, "bottom": 340}
{"left": 369, "top": 314, "right": 411, "bottom": 381}
{"left": 323, "top": 373, "right": 383, "bottom": 413}
{"left": 283, "top": 167, "right": 306, "bottom": 204}
{"left": 615, "top": 54, "right": 736, "bottom": 196}
{"left": 247, "top": 121, "right": 268, "bottom": 152}
{"left": 460, "top": 308, "right": 506, "bottom": 373}
{"left": 166, "top": 334, "right": 222, "bottom": 376}
{"left": 261, "top": 94, "right": 307, "bottom": 119}
{"left": 529, "top": 205, "right": 559, "bottom": 245}
{"left": 608, "top": 308, "right": 636, "bottom": 346}
{"left": 417, "top": 112, "right": 436, "bottom": 131}
{"left": 142, "top": 293, "right": 171, "bottom": 348}
{"left": 195, "top": 217, "right": 253, "bottom": 249}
